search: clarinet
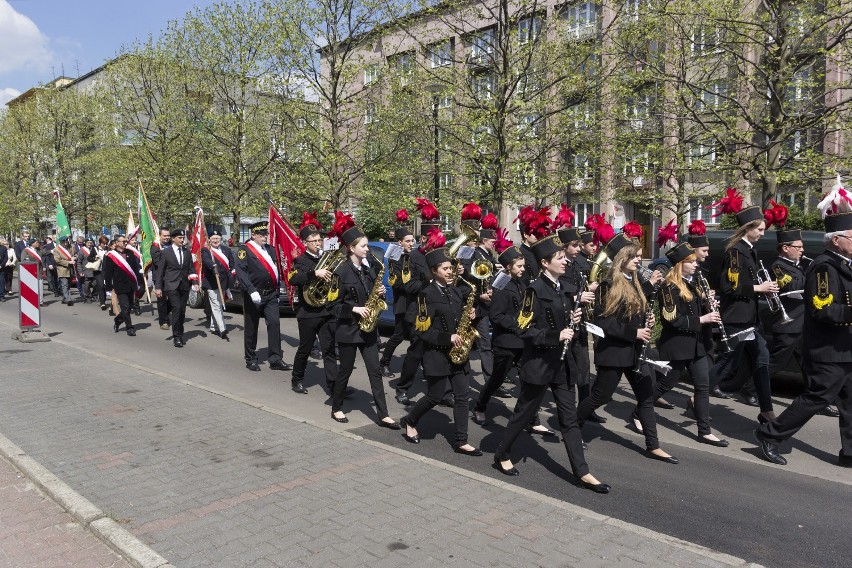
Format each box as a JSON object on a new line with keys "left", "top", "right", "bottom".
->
{"left": 561, "top": 291, "right": 581, "bottom": 359}
{"left": 634, "top": 279, "right": 663, "bottom": 373}
{"left": 696, "top": 271, "right": 732, "bottom": 353}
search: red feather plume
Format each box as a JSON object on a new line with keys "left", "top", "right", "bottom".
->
{"left": 688, "top": 219, "right": 707, "bottom": 236}
{"left": 763, "top": 199, "right": 788, "bottom": 228}
{"left": 461, "top": 202, "right": 482, "bottom": 221}
{"left": 514, "top": 204, "right": 535, "bottom": 228}
{"left": 584, "top": 213, "right": 602, "bottom": 232}
{"left": 551, "top": 204, "right": 575, "bottom": 230}
{"left": 299, "top": 211, "right": 322, "bottom": 230}
{"left": 526, "top": 206, "right": 552, "bottom": 239}
{"left": 494, "top": 228, "right": 514, "bottom": 253}
{"left": 712, "top": 187, "right": 744, "bottom": 217}
{"left": 481, "top": 212, "right": 499, "bottom": 230}
{"left": 423, "top": 227, "right": 446, "bottom": 251}
{"left": 656, "top": 219, "right": 679, "bottom": 247}
{"left": 328, "top": 210, "right": 355, "bottom": 238}
{"left": 416, "top": 197, "right": 440, "bottom": 221}
{"left": 622, "top": 220, "right": 643, "bottom": 239}
{"left": 396, "top": 209, "right": 409, "bottom": 223}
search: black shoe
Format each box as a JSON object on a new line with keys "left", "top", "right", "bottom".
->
{"left": 471, "top": 411, "right": 487, "bottom": 426}
{"left": 380, "top": 365, "right": 396, "bottom": 379}
{"left": 740, "top": 394, "right": 760, "bottom": 407}
{"left": 820, "top": 405, "right": 840, "bottom": 418}
{"left": 438, "top": 396, "right": 455, "bottom": 408}
{"left": 400, "top": 417, "right": 419, "bottom": 444}
{"left": 246, "top": 361, "right": 261, "bottom": 372}
{"left": 754, "top": 430, "right": 787, "bottom": 465}
{"left": 291, "top": 381, "right": 309, "bottom": 394}
{"left": 395, "top": 391, "right": 410, "bottom": 405}
{"left": 839, "top": 454, "right": 852, "bottom": 468}
{"left": 698, "top": 435, "right": 729, "bottom": 447}
{"left": 588, "top": 412, "right": 607, "bottom": 424}
{"left": 220, "top": 331, "right": 229, "bottom": 341}
{"left": 270, "top": 361, "right": 293, "bottom": 371}
{"left": 100, "top": 303, "right": 107, "bottom": 310}
{"left": 454, "top": 445, "right": 483, "bottom": 457}
{"left": 309, "top": 348, "right": 321, "bottom": 360}
{"left": 379, "top": 419, "right": 401, "bottom": 430}
{"left": 492, "top": 455, "right": 519, "bottom": 476}
{"left": 173, "top": 337, "right": 183, "bottom": 348}
{"left": 114, "top": 321, "right": 121, "bottom": 333}
{"left": 133, "top": 308, "right": 141, "bottom": 316}
{"left": 526, "top": 425, "right": 557, "bottom": 437}
{"left": 654, "top": 399, "right": 675, "bottom": 410}
{"left": 645, "top": 449, "right": 678, "bottom": 464}
{"left": 580, "top": 479, "right": 611, "bottom": 494}
{"left": 757, "top": 414, "right": 769, "bottom": 424}
{"left": 494, "top": 386, "right": 513, "bottom": 399}
{"left": 126, "top": 328, "right": 136, "bottom": 337}
{"left": 67, "top": 301, "right": 74, "bottom": 307}
{"left": 710, "top": 386, "right": 732, "bottom": 399}
{"left": 331, "top": 411, "right": 349, "bottom": 424}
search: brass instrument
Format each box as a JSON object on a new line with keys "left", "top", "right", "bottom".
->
{"left": 579, "top": 270, "right": 594, "bottom": 321}
{"left": 696, "top": 271, "right": 732, "bottom": 353}
{"left": 449, "top": 277, "right": 480, "bottom": 365}
{"left": 358, "top": 254, "right": 388, "bottom": 333}
{"left": 471, "top": 257, "right": 494, "bottom": 280}
{"left": 756, "top": 260, "right": 793, "bottom": 325}
{"left": 587, "top": 249, "right": 611, "bottom": 283}
{"left": 303, "top": 247, "right": 347, "bottom": 307}
{"left": 447, "top": 224, "right": 479, "bottom": 285}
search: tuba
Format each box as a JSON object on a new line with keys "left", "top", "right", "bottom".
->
{"left": 358, "top": 254, "right": 388, "bottom": 333}
{"left": 587, "top": 249, "right": 611, "bottom": 283}
{"left": 447, "top": 224, "right": 480, "bottom": 285}
{"left": 303, "top": 247, "right": 347, "bottom": 307}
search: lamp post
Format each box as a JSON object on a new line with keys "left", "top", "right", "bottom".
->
{"left": 425, "top": 83, "right": 443, "bottom": 207}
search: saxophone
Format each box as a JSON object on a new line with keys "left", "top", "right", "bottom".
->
{"left": 358, "top": 254, "right": 388, "bottom": 333}
{"left": 449, "top": 278, "right": 480, "bottom": 365}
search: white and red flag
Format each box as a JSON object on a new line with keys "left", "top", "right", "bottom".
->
{"left": 268, "top": 205, "right": 304, "bottom": 292}
{"left": 189, "top": 207, "right": 207, "bottom": 283}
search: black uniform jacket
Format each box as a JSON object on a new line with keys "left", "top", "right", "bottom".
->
{"left": 103, "top": 249, "right": 142, "bottom": 295}
{"left": 288, "top": 251, "right": 332, "bottom": 319}
{"left": 201, "top": 246, "right": 234, "bottom": 291}
{"left": 515, "top": 275, "right": 576, "bottom": 386}
{"left": 803, "top": 250, "right": 852, "bottom": 363}
{"left": 593, "top": 279, "right": 645, "bottom": 368}
{"left": 410, "top": 247, "right": 432, "bottom": 288}
{"left": 718, "top": 240, "right": 760, "bottom": 325}
{"left": 489, "top": 276, "right": 525, "bottom": 350}
{"left": 575, "top": 252, "right": 593, "bottom": 276}
{"left": 519, "top": 243, "right": 538, "bottom": 286}
{"left": 154, "top": 246, "right": 192, "bottom": 292}
{"left": 329, "top": 258, "right": 382, "bottom": 344}
{"left": 410, "top": 280, "right": 471, "bottom": 376}
{"left": 235, "top": 243, "right": 280, "bottom": 297}
{"left": 389, "top": 252, "right": 425, "bottom": 316}
{"left": 657, "top": 279, "right": 706, "bottom": 361}
{"left": 561, "top": 260, "right": 590, "bottom": 347}
{"left": 768, "top": 257, "right": 805, "bottom": 334}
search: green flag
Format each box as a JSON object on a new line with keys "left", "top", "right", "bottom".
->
{"left": 138, "top": 182, "right": 157, "bottom": 270}
{"left": 54, "top": 190, "right": 71, "bottom": 240}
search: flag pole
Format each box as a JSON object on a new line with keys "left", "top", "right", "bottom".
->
{"left": 136, "top": 178, "right": 154, "bottom": 310}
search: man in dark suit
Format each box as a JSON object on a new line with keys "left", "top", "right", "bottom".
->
{"left": 151, "top": 228, "right": 172, "bottom": 329}
{"left": 14, "top": 230, "right": 31, "bottom": 259}
{"left": 103, "top": 235, "right": 142, "bottom": 336}
{"left": 154, "top": 228, "right": 194, "bottom": 347}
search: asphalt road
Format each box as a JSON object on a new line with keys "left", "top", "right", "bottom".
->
{"left": 3, "top": 290, "right": 850, "bottom": 568}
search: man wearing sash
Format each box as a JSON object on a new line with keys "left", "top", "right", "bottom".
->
{"left": 104, "top": 235, "right": 142, "bottom": 336}
{"left": 201, "top": 230, "right": 234, "bottom": 340}
{"left": 126, "top": 236, "right": 144, "bottom": 316}
{"left": 236, "top": 222, "right": 291, "bottom": 372}
{"left": 151, "top": 228, "right": 172, "bottom": 329}
{"left": 53, "top": 237, "right": 76, "bottom": 306}
{"left": 155, "top": 229, "right": 194, "bottom": 348}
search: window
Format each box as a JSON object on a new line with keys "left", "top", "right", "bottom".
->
{"left": 697, "top": 82, "right": 727, "bottom": 111}
{"left": 688, "top": 140, "right": 716, "bottom": 165}
{"left": 518, "top": 113, "right": 542, "bottom": 139}
{"left": 468, "top": 28, "right": 495, "bottom": 64}
{"left": 519, "top": 67, "right": 543, "bottom": 97}
{"left": 687, "top": 199, "right": 717, "bottom": 224}
{"left": 517, "top": 163, "right": 539, "bottom": 187}
{"left": 570, "top": 102, "right": 594, "bottom": 129}
{"left": 472, "top": 124, "right": 494, "bottom": 150}
{"left": 692, "top": 26, "right": 721, "bottom": 56}
{"left": 429, "top": 39, "right": 454, "bottom": 68}
{"left": 571, "top": 153, "right": 592, "bottom": 180}
{"left": 518, "top": 16, "right": 542, "bottom": 44}
{"left": 438, "top": 172, "right": 453, "bottom": 190}
{"left": 627, "top": 93, "right": 652, "bottom": 129}
{"left": 436, "top": 93, "right": 453, "bottom": 109}
{"left": 562, "top": 3, "right": 599, "bottom": 40}
{"left": 574, "top": 203, "right": 594, "bottom": 226}
{"left": 389, "top": 52, "right": 413, "bottom": 86}
{"left": 365, "top": 102, "right": 376, "bottom": 125}
{"left": 623, "top": 149, "right": 649, "bottom": 186}
{"left": 624, "top": 0, "right": 644, "bottom": 20}
{"left": 470, "top": 73, "right": 495, "bottom": 100}
{"left": 364, "top": 64, "right": 380, "bottom": 86}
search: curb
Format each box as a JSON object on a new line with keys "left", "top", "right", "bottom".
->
{"left": 0, "top": 433, "right": 174, "bottom": 568}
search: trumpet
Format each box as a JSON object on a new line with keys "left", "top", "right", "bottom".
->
{"left": 757, "top": 260, "right": 793, "bottom": 325}
{"left": 696, "top": 271, "right": 732, "bottom": 353}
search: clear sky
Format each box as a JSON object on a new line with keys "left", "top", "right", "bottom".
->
{"left": 1, "top": 0, "right": 216, "bottom": 105}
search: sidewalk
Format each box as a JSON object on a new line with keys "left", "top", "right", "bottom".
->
{"left": 0, "top": 331, "right": 753, "bottom": 567}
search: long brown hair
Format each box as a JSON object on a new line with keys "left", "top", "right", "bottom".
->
{"left": 724, "top": 219, "right": 763, "bottom": 251}
{"left": 665, "top": 253, "right": 698, "bottom": 301}
{"left": 602, "top": 244, "right": 646, "bottom": 318}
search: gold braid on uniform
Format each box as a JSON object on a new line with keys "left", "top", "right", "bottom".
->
{"left": 812, "top": 268, "right": 833, "bottom": 310}
{"left": 517, "top": 289, "right": 535, "bottom": 330}
{"left": 772, "top": 266, "right": 792, "bottom": 289}
{"left": 401, "top": 256, "right": 411, "bottom": 284}
{"left": 288, "top": 267, "right": 298, "bottom": 280}
{"left": 727, "top": 250, "right": 739, "bottom": 289}
{"left": 415, "top": 295, "right": 431, "bottom": 331}
{"left": 327, "top": 274, "right": 340, "bottom": 302}
{"left": 661, "top": 284, "right": 677, "bottom": 322}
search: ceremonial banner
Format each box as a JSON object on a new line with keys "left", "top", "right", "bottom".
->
{"left": 137, "top": 180, "right": 158, "bottom": 271}
{"left": 53, "top": 189, "right": 71, "bottom": 240}
{"left": 189, "top": 207, "right": 207, "bottom": 282}
{"left": 268, "top": 205, "right": 304, "bottom": 292}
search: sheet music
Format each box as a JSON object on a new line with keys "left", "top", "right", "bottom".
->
{"left": 490, "top": 272, "right": 510, "bottom": 290}
{"left": 584, "top": 322, "right": 605, "bottom": 338}
{"left": 323, "top": 237, "right": 339, "bottom": 251}
{"left": 456, "top": 246, "right": 475, "bottom": 260}
{"left": 384, "top": 243, "right": 403, "bottom": 261}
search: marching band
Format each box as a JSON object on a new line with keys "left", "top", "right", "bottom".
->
{"left": 6, "top": 184, "right": 852, "bottom": 492}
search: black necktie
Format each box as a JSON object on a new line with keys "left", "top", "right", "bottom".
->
{"left": 176, "top": 248, "right": 182, "bottom": 266}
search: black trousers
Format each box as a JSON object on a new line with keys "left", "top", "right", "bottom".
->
{"left": 243, "top": 292, "right": 282, "bottom": 364}
{"left": 156, "top": 290, "right": 172, "bottom": 324}
{"left": 711, "top": 324, "right": 773, "bottom": 412}
{"left": 767, "top": 332, "right": 802, "bottom": 378}
{"left": 406, "top": 370, "right": 471, "bottom": 446}
{"left": 165, "top": 288, "right": 189, "bottom": 337}
{"left": 395, "top": 336, "right": 424, "bottom": 393}
{"left": 333, "top": 341, "right": 389, "bottom": 419}
{"left": 495, "top": 377, "right": 589, "bottom": 478}
{"left": 380, "top": 313, "right": 409, "bottom": 367}
{"left": 473, "top": 316, "right": 493, "bottom": 383}
{"left": 654, "top": 356, "right": 712, "bottom": 435}
{"left": 578, "top": 365, "right": 660, "bottom": 450}
{"left": 94, "top": 272, "right": 106, "bottom": 304}
{"left": 760, "top": 360, "right": 852, "bottom": 459}
{"left": 475, "top": 346, "right": 521, "bottom": 412}
{"left": 0, "top": 270, "right": 5, "bottom": 300}
{"left": 113, "top": 291, "right": 134, "bottom": 330}
{"left": 293, "top": 316, "right": 338, "bottom": 388}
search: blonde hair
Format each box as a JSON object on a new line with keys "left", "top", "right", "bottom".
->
{"left": 665, "top": 253, "right": 699, "bottom": 302}
{"left": 725, "top": 219, "right": 764, "bottom": 251}
{"left": 602, "top": 244, "right": 646, "bottom": 318}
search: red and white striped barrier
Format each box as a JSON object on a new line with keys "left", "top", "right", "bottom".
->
{"left": 18, "top": 262, "right": 42, "bottom": 329}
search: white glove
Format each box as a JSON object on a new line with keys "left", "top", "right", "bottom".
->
{"left": 250, "top": 291, "right": 261, "bottom": 305}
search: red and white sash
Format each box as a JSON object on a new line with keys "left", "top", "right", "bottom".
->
{"left": 56, "top": 244, "right": 73, "bottom": 261}
{"left": 24, "top": 246, "right": 42, "bottom": 264}
{"left": 125, "top": 244, "right": 142, "bottom": 260}
{"left": 107, "top": 251, "right": 138, "bottom": 289}
{"left": 79, "top": 246, "right": 91, "bottom": 257}
{"left": 245, "top": 241, "right": 278, "bottom": 285}
{"left": 210, "top": 247, "right": 230, "bottom": 270}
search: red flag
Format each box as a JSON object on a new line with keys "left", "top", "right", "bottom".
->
{"left": 189, "top": 208, "right": 207, "bottom": 282}
{"left": 268, "top": 205, "right": 305, "bottom": 292}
